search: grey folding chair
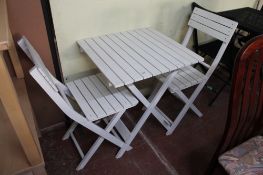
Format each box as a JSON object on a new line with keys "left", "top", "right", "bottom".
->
{"left": 18, "top": 37, "right": 138, "bottom": 170}
{"left": 154, "top": 7, "right": 238, "bottom": 135}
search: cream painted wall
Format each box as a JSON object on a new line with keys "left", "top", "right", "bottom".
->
{"left": 50, "top": 0, "right": 257, "bottom": 79}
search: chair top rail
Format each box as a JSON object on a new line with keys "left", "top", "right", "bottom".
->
{"left": 18, "top": 37, "right": 58, "bottom": 92}
{"left": 189, "top": 7, "right": 238, "bottom": 43}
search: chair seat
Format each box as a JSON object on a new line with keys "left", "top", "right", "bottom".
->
{"left": 158, "top": 66, "right": 206, "bottom": 93}
{"left": 219, "top": 136, "right": 263, "bottom": 175}
{"left": 66, "top": 73, "right": 138, "bottom": 122}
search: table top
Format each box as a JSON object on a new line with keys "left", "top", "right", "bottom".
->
{"left": 78, "top": 28, "right": 204, "bottom": 88}
{"left": 219, "top": 7, "right": 263, "bottom": 35}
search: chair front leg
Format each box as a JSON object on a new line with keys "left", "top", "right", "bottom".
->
{"left": 166, "top": 79, "right": 208, "bottom": 135}
{"left": 63, "top": 121, "right": 78, "bottom": 140}
{"left": 76, "top": 110, "right": 126, "bottom": 171}
{"left": 116, "top": 71, "right": 178, "bottom": 158}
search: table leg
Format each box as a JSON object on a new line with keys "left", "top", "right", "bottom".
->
{"left": 115, "top": 71, "right": 178, "bottom": 158}
{"left": 133, "top": 82, "right": 173, "bottom": 129}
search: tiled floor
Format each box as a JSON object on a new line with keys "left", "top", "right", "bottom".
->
{"left": 40, "top": 74, "right": 230, "bottom": 175}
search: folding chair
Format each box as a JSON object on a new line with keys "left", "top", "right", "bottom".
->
{"left": 155, "top": 7, "right": 238, "bottom": 135}
{"left": 18, "top": 37, "right": 138, "bottom": 170}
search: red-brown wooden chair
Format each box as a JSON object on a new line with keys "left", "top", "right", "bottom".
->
{"left": 207, "top": 35, "right": 263, "bottom": 174}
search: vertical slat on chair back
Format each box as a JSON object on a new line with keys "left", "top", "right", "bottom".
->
{"left": 18, "top": 37, "right": 58, "bottom": 92}
{"left": 189, "top": 8, "right": 238, "bottom": 44}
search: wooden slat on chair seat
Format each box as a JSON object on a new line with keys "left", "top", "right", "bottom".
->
{"left": 158, "top": 66, "right": 206, "bottom": 93}
{"left": 66, "top": 73, "right": 138, "bottom": 122}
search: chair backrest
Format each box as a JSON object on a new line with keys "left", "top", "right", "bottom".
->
{"left": 220, "top": 34, "right": 263, "bottom": 152}
{"left": 189, "top": 7, "right": 237, "bottom": 44}
{"left": 206, "top": 35, "right": 263, "bottom": 174}
{"left": 17, "top": 36, "right": 59, "bottom": 92}
{"left": 17, "top": 37, "right": 88, "bottom": 124}
{"left": 183, "top": 7, "right": 238, "bottom": 79}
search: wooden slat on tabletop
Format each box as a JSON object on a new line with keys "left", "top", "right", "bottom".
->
{"left": 77, "top": 40, "right": 124, "bottom": 88}
{"left": 100, "top": 35, "right": 152, "bottom": 79}
{"left": 93, "top": 37, "right": 143, "bottom": 82}
{"left": 118, "top": 32, "right": 169, "bottom": 73}
{"left": 130, "top": 30, "right": 190, "bottom": 66}
{"left": 137, "top": 29, "right": 199, "bottom": 64}
{"left": 124, "top": 31, "right": 177, "bottom": 71}
{"left": 85, "top": 38, "right": 134, "bottom": 85}
{"left": 109, "top": 33, "right": 161, "bottom": 76}
{"left": 146, "top": 28, "right": 204, "bottom": 62}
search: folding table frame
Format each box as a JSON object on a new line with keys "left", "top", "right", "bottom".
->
{"left": 77, "top": 26, "right": 205, "bottom": 158}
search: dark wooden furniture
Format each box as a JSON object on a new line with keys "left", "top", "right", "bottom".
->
{"left": 219, "top": 7, "right": 263, "bottom": 36}
{"left": 207, "top": 34, "right": 263, "bottom": 174}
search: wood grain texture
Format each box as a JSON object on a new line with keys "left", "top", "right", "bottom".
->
{"left": 0, "top": 52, "right": 41, "bottom": 166}
{"left": 7, "top": 29, "right": 24, "bottom": 78}
{"left": 0, "top": 0, "right": 8, "bottom": 49}
{"left": 0, "top": 0, "right": 24, "bottom": 78}
{"left": 207, "top": 34, "right": 263, "bottom": 174}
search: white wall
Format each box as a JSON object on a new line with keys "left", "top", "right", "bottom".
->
{"left": 50, "top": 0, "right": 257, "bottom": 79}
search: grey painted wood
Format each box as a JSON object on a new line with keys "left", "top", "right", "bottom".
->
{"left": 78, "top": 28, "right": 203, "bottom": 87}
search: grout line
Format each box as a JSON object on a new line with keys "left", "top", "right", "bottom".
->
{"left": 125, "top": 112, "right": 179, "bottom": 175}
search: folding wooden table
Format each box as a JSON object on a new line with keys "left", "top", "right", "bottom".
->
{"left": 78, "top": 28, "right": 204, "bottom": 158}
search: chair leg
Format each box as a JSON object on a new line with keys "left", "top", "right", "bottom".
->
{"left": 62, "top": 121, "right": 78, "bottom": 140}
{"left": 116, "top": 72, "right": 177, "bottom": 158}
{"left": 173, "top": 90, "right": 203, "bottom": 118}
{"left": 148, "top": 80, "right": 203, "bottom": 118}
{"left": 166, "top": 81, "right": 207, "bottom": 135}
{"left": 76, "top": 110, "right": 126, "bottom": 171}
